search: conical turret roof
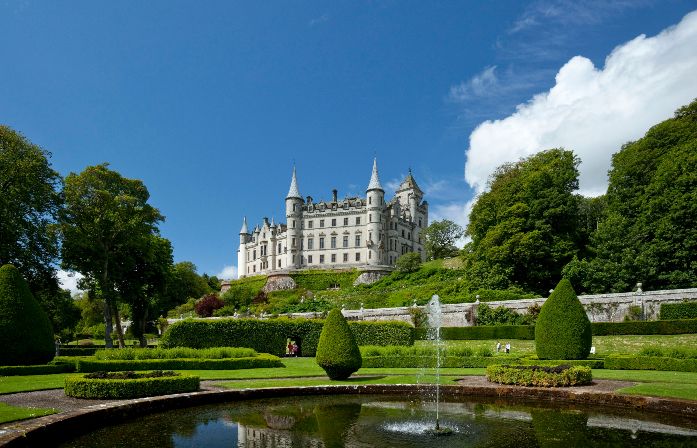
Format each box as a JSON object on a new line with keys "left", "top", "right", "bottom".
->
{"left": 367, "top": 158, "right": 384, "bottom": 192}
{"left": 286, "top": 166, "right": 302, "bottom": 199}
{"left": 239, "top": 217, "right": 248, "bottom": 234}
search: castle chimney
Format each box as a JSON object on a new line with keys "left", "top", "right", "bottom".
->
{"left": 332, "top": 189, "right": 338, "bottom": 203}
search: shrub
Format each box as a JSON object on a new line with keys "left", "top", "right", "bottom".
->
{"left": 414, "top": 325, "right": 535, "bottom": 340}
{"left": 395, "top": 253, "right": 422, "bottom": 273}
{"left": 604, "top": 355, "right": 697, "bottom": 372}
{"left": 195, "top": 294, "right": 224, "bottom": 317}
{"left": 624, "top": 305, "right": 643, "bottom": 321}
{"left": 160, "top": 318, "right": 413, "bottom": 356}
{"left": 660, "top": 301, "right": 697, "bottom": 320}
{"left": 476, "top": 346, "right": 493, "bottom": 357}
{"left": 535, "top": 279, "right": 592, "bottom": 360}
{"left": 64, "top": 371, "right": 200, "bottom": 399}
{"left": 476, "top": 303, "right": 523, "bottom": 326}
{"left": 316, "top": 309, "right": 362, "bottom": 380}
{"left": 486, "top": 364, "right": 592, "bottom": 387}
{"left": 0, "top": 264, "right": 55, "bottom": 365}
{"left": 591, "top": 319, "right": 697, "bottom": 335}
{"left": 58, "top": 346, "right": 101, "bottom": 356}
{"left": 75, "top": 354, "right": 282, "bottom": 372}
{"left": 94, "top": 347, "right": 257, "bottom": 360}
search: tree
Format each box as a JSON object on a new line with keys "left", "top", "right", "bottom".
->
{"left": 202, "top": 273, "right": 221, "bottom": 292}
{"left": 423, "top": 219, "right": 464, "bottom": 259}
{"left": 59, "top": 164, "right": 163, "bottom": 348}
{"left": 395, "top": 252, "right": 422, "bottom": 273}
{"left": 0, "top": 264, "right": 55, "bottom": 365}
{"left": 315, "top": 308, "right": 362, "bottom": 380}
{"left": 464, "top": 148, "right": 582, "bottom": 295}
{"left": 157, "top": 262, "right": 211, "bottom": 315}
{"left": 535, "top": 278, "right": 591, "bottom": 360}
{"left": 0, "top": 126, "right": 65, "bottom": 314}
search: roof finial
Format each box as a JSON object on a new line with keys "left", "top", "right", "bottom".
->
{"left": 367, "top": 157, "right": 384, "bottom": 192}
{"left": 286, "top": 166, "right": 302, "bottom": 199}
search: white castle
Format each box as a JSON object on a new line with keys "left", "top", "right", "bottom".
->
{"left": 237, "top": 159, "right": 428, "bottom": 278}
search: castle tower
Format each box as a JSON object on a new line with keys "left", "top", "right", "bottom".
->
{"left": 366, "top": 158, "right": 385, "bottom": 265}
{"left": 237, "top": 217, "right": 249, "bottom": 278}
{"left": 285, "top": 167, "right": 303, "bottom": 269}
{"left": 395, "top": 169, "right": 427, "bottom": 260}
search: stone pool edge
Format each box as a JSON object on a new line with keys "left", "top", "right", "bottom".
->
{"left": 1, "top": 383, "right": 696, "bottom": 447}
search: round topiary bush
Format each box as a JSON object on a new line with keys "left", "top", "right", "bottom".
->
{"left": 535, "top": 278, "right": 592, "bottom": 360}
{"left": 315, "top": 308, "right": 362, "bottom": 380}
{"left": 0, "top": 264, "right": 55, "bottom": 365}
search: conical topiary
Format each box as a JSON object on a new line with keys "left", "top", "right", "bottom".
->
{"left": 315, "top": 308, "right": 362, "bottom": 380}
{"left": 535, "top": 278, "right": 592, "bottom": 360}
{"left": 0, "top": 264, "right": 55, "bottom": 365}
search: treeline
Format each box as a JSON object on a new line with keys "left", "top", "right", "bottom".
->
{"left": 0, "top": 126, "right": 220, "bottom": 346}
{"left": 463, "top": 99, "right": 697, "bottom": 296}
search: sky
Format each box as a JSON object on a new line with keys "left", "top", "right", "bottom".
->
{"left": 1, "top": 1, "right": 696, "bottom": 289}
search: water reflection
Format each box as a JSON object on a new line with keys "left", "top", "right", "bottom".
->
{"left": 60, "top": 395, "right": 697, "bottom": 448}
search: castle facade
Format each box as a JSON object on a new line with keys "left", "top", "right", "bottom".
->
{"left": 237, "top": 159, "right": 428, "bottom": 277}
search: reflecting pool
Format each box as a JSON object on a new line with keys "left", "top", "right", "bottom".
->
{"left": 59, "top": 395, "right": 697, "bottom": 447}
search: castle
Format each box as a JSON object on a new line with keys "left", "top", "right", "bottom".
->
{"left": 237, "top": 159, "right": 428, "bottom": 278}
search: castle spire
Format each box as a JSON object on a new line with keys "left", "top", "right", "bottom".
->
{"left": 367, "top": 158, "right": 384, "bottom": 192}
{"left": 286, "top": 166, "right": 302, "bottom": 199}
{"left": 239, "top": 216, "right": 248, "bottom": 234}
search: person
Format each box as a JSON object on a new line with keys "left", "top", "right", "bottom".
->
{"left": 287, "top": 340, "right": 293, "bottom": 357}
{"left": 590, "top": 346, "right": 596, "bottom": 355}
{"left": 292, "top": 342, "right": 299, "bottom": 357}
{"left": 505, "top": 342, "right": 510, "bottom": 354}
{"left": 496, "top": 341, "right": 501, "bottom": 353}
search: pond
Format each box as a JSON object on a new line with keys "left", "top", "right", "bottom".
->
{"left": 59, "top": 394, "right": 697, "bottom": 447}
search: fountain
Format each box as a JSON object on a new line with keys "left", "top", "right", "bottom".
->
{"left": 425, "top": 294, "right": 452, "bottom": 436}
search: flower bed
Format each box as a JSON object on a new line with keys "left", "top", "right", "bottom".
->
{"left": 64, "top": 370, "right": 200, "bottom": 399}
{"left": 486, "top": 364, "right": 592, "bottom": 387}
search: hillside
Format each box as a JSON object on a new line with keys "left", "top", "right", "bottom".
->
{"left": 219, "top": 258, "right": 536, "bottom": 315}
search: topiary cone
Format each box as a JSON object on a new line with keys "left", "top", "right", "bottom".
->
{"left": 315, "top": 308, "right": 362, "bottom": 380}
{"left": 0, "top": 264, "right": 55, "bottom": 365}
{"left": 535, "top": 278, "right": 592, "bottom": 360}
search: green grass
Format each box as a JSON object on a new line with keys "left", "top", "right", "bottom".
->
{"left": 617, "top": 383, "right": 697, "bottom": 401}
{"left": 0, "top": 374, "right": 72, "bottom": 394}
{"left": 592, "top": 369, "right": 697, "bottom": 383}
{"left": 219, "top": 374, "right": 463, "bottom": 389}
{"left": 0, "top": 403, "right": 56, "bottom": 423}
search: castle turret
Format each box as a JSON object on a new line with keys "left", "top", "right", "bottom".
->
{"left": 395, "top": 169, "right": 426, "bottom": 260}
{"left": 366, "top": 158, "right": 385, "bottom": 265}
{"left": 285, "top": 167, "right": 303, "bottom": 269}
{"left": 237, "top": 217, "right": 249, "bottom": 278}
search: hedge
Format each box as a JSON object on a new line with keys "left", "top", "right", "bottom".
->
{"left": 316, "top": 308, "right": 362, "bottom": 380}
{"left": 486, "top": 364, "right": 592, "bottom": 387}
{"left": 591, "top": 319, "right": 697, "bottom": 336}
{"left": 160, "top": 318, "right": 413, "bottom": 356}
{"left": 64, "top": 372, "right": 200, "bottom": 399}
{"left": 74, "top": 354, "right": 283, "bottom": 373}
{"left": 0, "top": 363, "right": 76, "bottom": 376}
{"left": 604, "top": 355, "right": 697, "bottom": 373}
{"left": 362, "top": 355, "right": 514, "bottom": 369}
{"left": 58, "top": 346, "right": 102, "bottom": 357}
{"left": 94, "top": 347, "right": 257, "bottom": 360}
{"left": 415, "top": 325, "right": 535, "bottom": 340}
{"left": 660, "top": 302, "right": 697, "bottom": 320}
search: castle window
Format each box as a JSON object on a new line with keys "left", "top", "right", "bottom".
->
{"left": 355, "top": 235, "right": 361, "bottom": 247}
{"left": 308, "top": 220, "right": 313, "bottom": 229}
{"left": 343, "top": 253, "right": 348, "bottom": 262}
{"left": 331, "top": 218, "right": 336, "bottom": 227}
{"left": 247, "top": 267, "right": 250, "bottom": 274}
{"left": 355, "top": 252, "right": 361, "bottom": 261}
{"left": 369, "top": 197, "right": 372, "bottom": 205}
{"left": 308, "top": 238, "right": 314, "bottom": 250}
{"left": 408, "top": 232, "right": 411, "bottom": 240}
{"left": 369, "top": 251, "right": 371, "bottom": 259}
{"left": 253, "top": 250, "right": 257, "bottom": 259}
{"left": 253, "top": 265, "right": 256, "bottom": 273}
{"left": 320, "top": 255, "right": 325, "bottom": 263}
{"left": 278, "top": 260, "right": 281, "bottom": 268}
{"left": 356, "top": 217, "right": 361, "bottom": 225}
{"left": 320, "top": 219, "right": 325, "bottom": 228}
{"left": 344, "top": 203, "right": 348, "bottom": 210}
{"left": 401, "top": 230, "right": 405, "bottom": 237}
{"left": 331, "top": 236, "right": 336, "bottom": 248}
{"left": 369, "top": 214, "right": 372, "bottom": 223}
{"left": 292, "top": 237, "right": 296, "bottom": 248}
{"left": 278, "top": 243, "right": 281, "bottom": 253}
{"left": 293, "top": 255, "right": 296, "bottom": 263}
{"left": 308, "top": 255, "right": 313, "bottom": 263}
{"left": 343, "top": 236, "right": 349, "bottom": 248}
{"left": 344, "top": 217, "right": 349, "bottom": 226}
{"left": 292, "top": 220, "right": 295, "bottom": 228}
{"left": 331, "top": 254, "right": 336, "bottom": 263}
{"left": 419, "top": 218, "right": 422, "bottom": 227}
{"left": 319, "top": 237, "right": 325, "bottom": 249}
{"left": 293, "top": 204, "right": 297, "bottom": 211}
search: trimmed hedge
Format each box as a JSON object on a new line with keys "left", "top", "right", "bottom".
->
{"left": 0, "top": 363, "right": 76, "bottom": 376}
{"left": 94, "top": 347, "right": 257, "bottom": 360}
{"left": 415, "top": 325, "right": 535, "bottom": 340}
{"left": 604, "top": 355, "right": 697, "bottom": 373}
{"left": 536, "top": 279, "right": 591, "bottom": 360}
{"left": 486, "top": 364, "right": 592, "bottom": 387}
{"left": 315, "top": 309, "right": 362, "bottom": 380}
{"left": 75, "top": 354, "right": 283, "bottom": 373}
{"left": 660, "top": 302, "right": 697, "bottom": 320}
{"left": 58, "top": 346, "right": 102, "bottom": 357}
{"left": 160, "top": 317, "right": 413, "bottom": 356}
{"left": 591, "top": 319, "right": 697, "bottom": 335}
{"left": 64, "top": 371, "right": 200, "bottom": 399}
{"left": 361, "top": 355, "right": 602, "bottom": 369}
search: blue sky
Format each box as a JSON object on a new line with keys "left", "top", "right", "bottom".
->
{"left": 2, "top": 1, "right": 696, "bottom": 283}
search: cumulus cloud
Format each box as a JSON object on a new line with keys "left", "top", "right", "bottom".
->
{"left": 57, "top": 270, "right": 84, "bottom": 295}
{"left": 465, "top": 10, "right": 697, "bottom": 197}
{"left": 217, "top": 265, "right": 238, "bottom": 280}
{"left": 448, "top": 66, "right": 498, "bottom": 102}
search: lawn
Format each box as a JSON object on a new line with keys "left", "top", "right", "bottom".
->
{"left": 0, "top": 403, "right": 55, "bottom": 424}
{"left": 0, "top": 374, "right": 72, "bottom": 395}
{"left": 617, "top": 382, "right": 697, "bottom": 401}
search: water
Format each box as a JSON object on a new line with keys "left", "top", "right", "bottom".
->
{"left": 426, "top": 294, "right": 445, "bottom": 433}
{"left": 59, "top": 395, "right": 697, "bottom": 447}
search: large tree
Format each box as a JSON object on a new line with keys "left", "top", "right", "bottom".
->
{"left": 423, "top": 219, "right": 464, "bottom": 260}
{"left": 564, "top": 99, "right": 697, "bottom": 293}
{"left": 156, "top": 261, "right": 211, "bottom": 315}
{"left": 59, "top": 164, "right": 163, "bottom": 347}
{"left": 464, "top": 148, "right": 582, "bottom": 294}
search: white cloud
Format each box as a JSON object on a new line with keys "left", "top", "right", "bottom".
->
{"left": 56, "top": 270, "right": 84, "bottom": 295}
{"left": 448, "top": 66, "right": 498, "bottom": 102}
{"left": 429, "top": 199, "right": 476, "bottom": 246}
{"left": 217, "top": 265, "right": 238, "bottom": 280}
{"left": 465, "top": 10, "right": 697, "bottom": 197}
